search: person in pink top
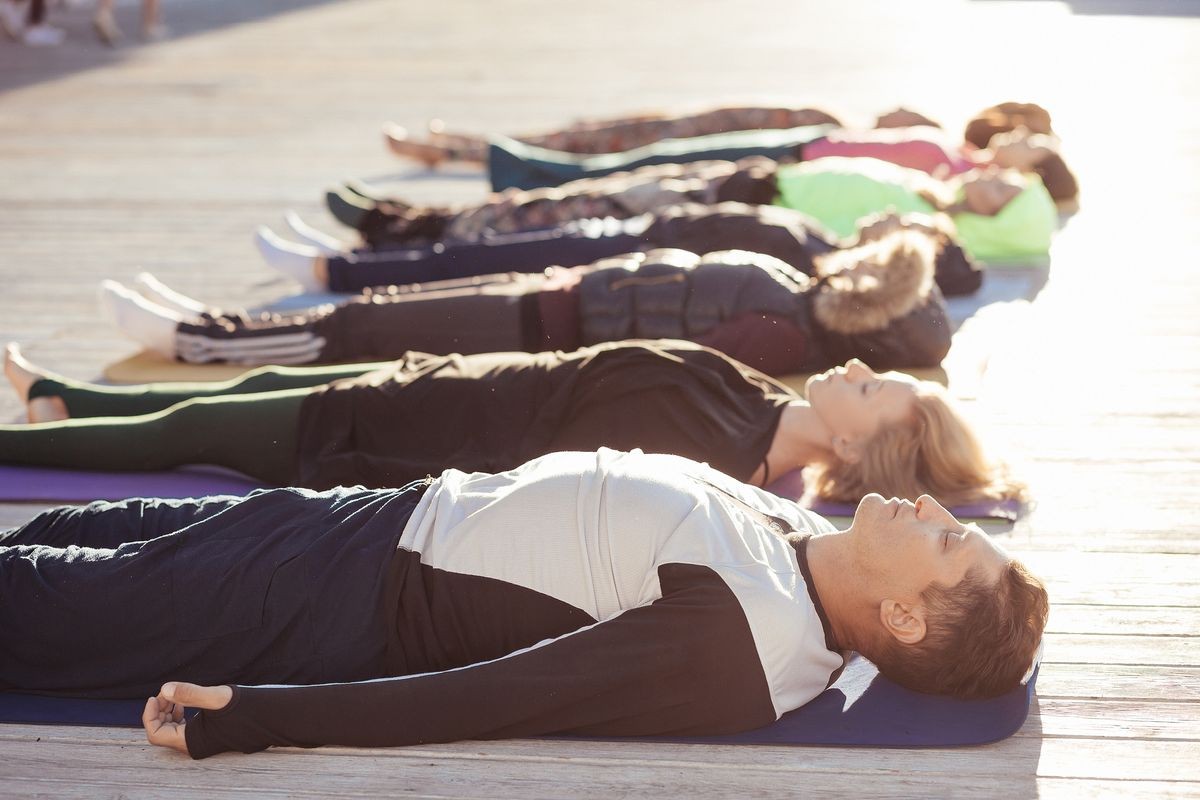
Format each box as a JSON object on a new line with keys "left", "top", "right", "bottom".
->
{"left": 371, "top": 101, "right": 1076, "bottom": 205}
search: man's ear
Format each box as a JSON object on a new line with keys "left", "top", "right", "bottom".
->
{"left": 833, "top": 435, "right": 863, "bottom": 465}
{"left": 879, "top": 599, "right": 927, "bottom": 645}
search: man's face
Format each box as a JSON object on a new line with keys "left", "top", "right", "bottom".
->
{"left": 847, "top": 493, "right": 1010, "bottom": 603}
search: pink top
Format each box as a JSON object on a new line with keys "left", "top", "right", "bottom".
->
{"left": 803, "top": 126, "right": 976, "bottom": 176}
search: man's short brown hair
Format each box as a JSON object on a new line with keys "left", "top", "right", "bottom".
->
{"left": 868, "top": 559, "right": 1049, "bottom": 699}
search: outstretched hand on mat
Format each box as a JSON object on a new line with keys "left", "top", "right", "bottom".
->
{"left": 143, "top": 682, "right": 233, "bottom": 755}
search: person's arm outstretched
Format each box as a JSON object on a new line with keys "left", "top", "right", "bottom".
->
{"left": 145, "top": 565, "right": 783, "bottom": 759}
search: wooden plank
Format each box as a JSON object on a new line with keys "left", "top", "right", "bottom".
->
{"left": 1034, "top": 665, "right": 1200, "bottom": 702}
{"left": 1046, "top": 604, "right": 1200, "bottom": 636}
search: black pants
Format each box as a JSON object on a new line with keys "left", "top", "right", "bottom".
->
{"left": 0, "top": 483, "right": 426, "bottom": 698}
{"left": 327, "top": 223, "right": 647, "bottom": 292}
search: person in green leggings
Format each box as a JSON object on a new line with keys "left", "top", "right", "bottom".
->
{"left": 3, "top": 345, "right": 381, "bottom": 484}
{"left": 1, "top": 341, "right": 1025, "bottom": 506}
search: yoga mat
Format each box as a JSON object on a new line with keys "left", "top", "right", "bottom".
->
{"left": 103, "top": 352, "right": 252, "bottom": 384}
{"left": 0, "top": 655, "right": 1039, "bottom": 748}
{"left": 765, "top": 468, "right": 1022, "bottom": 523}
{"left": 0, "top": 464, "right": 265, "bottom": 503}
{"left": 0, "top": 464, "right": 1019, "bottom": 522}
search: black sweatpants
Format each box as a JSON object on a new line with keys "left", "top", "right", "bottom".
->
{"left": 0, "top": 483, "right": 426, "bottom": 698}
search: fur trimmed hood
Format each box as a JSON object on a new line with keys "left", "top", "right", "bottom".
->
{"left": 811, "top": 230, "right": 936, "bottom": 334}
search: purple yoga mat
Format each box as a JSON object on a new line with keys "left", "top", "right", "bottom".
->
{"left": 765, "top": 469, "right": 1022, "bottom": 522}
{"left": 0, "top": 465, "right": 1020, "bottom": 521}
{"left": 0, "top": 464, "right": 265, "bottom": 502}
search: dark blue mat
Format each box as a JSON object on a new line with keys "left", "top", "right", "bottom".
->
{"left": 0, "top": 656, "right": 1038, "bottom": 747}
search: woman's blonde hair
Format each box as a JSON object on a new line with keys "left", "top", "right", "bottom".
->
{"left": 804, "top": 384, "right": 1026, "bottom": 506}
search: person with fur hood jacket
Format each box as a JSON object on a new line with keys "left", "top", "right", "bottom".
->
{"left": 96, "top": 229, "right": 950, "bottom": 378}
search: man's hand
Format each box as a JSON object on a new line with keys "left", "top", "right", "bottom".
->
{"left": 142, "top": 682, "right": 233, "bottom": 755}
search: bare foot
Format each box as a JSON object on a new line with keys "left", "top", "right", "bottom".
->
{"left": 425, "top": 121, "right": 487, "bottom": 164}
{"left": 3, "top": 343, "right": 69, "bottom": 423}
{"left": 383, "top": 122, "right": 447, "bottom": 167}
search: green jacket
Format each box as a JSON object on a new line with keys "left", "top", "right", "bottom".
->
{"left": 775, "top": 157, "right": 1056, "bottom": 263}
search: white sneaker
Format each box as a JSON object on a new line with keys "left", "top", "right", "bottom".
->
{"left": 22, "top": 23, "right": 66, "bottom": 46}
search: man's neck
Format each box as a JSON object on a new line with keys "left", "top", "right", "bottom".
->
{"left": 804, "top": 530, "right": 868, "bottom": 653}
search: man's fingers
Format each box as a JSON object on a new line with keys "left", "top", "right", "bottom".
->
{"left": 141, "top": 696, "right": 162, "bottom": 733}
{"left": 161, "top": 681, "right": 233, "bottom": 711}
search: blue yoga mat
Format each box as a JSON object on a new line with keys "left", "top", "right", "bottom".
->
{"left": 0, "top": 656, "right": 1038, "bottom": 747}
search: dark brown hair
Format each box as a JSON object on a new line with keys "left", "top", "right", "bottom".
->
{"left": 713, "top": 157, "right": 780, "bottom": 206}
{"left": 964, "top": 102, "right": 1054, "bottom": 150}
{"left": 865, "top": 559, "right": 1049, "bottom": 699}
{"left": 1031, "top": 150, "right": 1079, "bottom": 203}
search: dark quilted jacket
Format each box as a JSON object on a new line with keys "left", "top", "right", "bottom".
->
{"left": 578, "top": 249, "right": 812, "bottom": 344}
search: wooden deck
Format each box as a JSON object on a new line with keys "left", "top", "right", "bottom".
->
{"left": 2, "top": 0, "right": 1199, "bottom": 795}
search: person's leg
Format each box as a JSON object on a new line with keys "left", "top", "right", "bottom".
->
{"left": 93, "top": 0, "right": 121, "bottom": 44}
{"left": 357, "top": 201, "right": 455, "bottom": 248}
{"left": 354, "top": 166, "right": 687, "bottom": 248}
{"left": 517, "top": 106, "right": 841, "bottom": 154}
{"left": 0, "top": 494, "right": 246, "bottom": 550}
{"left": 141, "top": 0, "right": 163, "bottom": 38}
{"left": 316, "top": 276, "right": 538, "bottom": 361}
{"left": 0, "top": 0, "right": 26, "bottom": 39}
{"left": 0, "top": 484, "right": 425, "bottom": 696}
{"left": 487, "top": 125, "right": 826, "bottom": 192}
{"left": 161, "top": 272, "right": 537, "bottom": 365}
{"left": 384, "top": 122, "right": 488, "bottom": 166}
{"left": 25, "top": 361, "right": 385, "bottom": 418}
{"left": 21, "top": 0, "right": 64, "bottom": 45}
{"left": 326, "top": 223, "right": 646, "bottom": 292}
{"left": 0, "top": 388, "right": 308, "bottom": 483}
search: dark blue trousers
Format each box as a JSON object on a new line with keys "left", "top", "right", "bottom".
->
{"left": 0, "top": 484, "right": 425, "bottom": 698}
{"left": 327, "top": 224, "right": 648, "bottom": 293}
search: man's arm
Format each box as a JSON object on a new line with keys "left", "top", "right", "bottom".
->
{"left": 157, "top": 564, "right": 781, "bottom": 759}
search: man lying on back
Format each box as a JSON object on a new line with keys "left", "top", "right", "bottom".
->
{"left": 0, "top": 449, "right": 1048, "bottom": 759}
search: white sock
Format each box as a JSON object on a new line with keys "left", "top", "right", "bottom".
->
{"left": 255, "top": 226, "right": 324, "bottom": 292}
{"left": 284, "top": 210, "right": 347, "bottom": 256}
{"left": 98, "top": 280, "right": 183, "bottom": 359}
{"left": 133, "top": 272, "right": 209, "bottom": 317}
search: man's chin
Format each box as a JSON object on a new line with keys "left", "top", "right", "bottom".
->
{"left": 851, "top": 493, "right": 885, "bottom": 528}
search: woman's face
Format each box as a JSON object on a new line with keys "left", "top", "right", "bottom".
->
{"left": 961, "top": 169, "right": 1025, "bottom": 216}
{"left": 989, "top": 127, "right": 1056, "bottom": 171}
{"left": 804, "top": 359, "right": 920, "bottom": 459}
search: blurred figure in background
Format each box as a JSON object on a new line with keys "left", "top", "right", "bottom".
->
{"left": 0, "top": 0, "right": 66, "bottom": 46}
{"left": 93, "top": 0, "right": 165, "bottom": 45}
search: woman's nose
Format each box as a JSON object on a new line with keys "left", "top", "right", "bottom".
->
{"left": 845, "top": 359, "right": 873, "bottom": 380}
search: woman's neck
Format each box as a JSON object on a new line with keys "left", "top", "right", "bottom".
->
{"left": 759, "top": 400, "right": 835, "bottom": 482}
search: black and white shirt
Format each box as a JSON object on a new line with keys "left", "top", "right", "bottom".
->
{"left": 186, "top": 449, "right": 845, "bottom": 758}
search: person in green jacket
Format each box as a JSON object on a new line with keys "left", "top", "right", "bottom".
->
{"left": 774, "top": 158, "right": 1058, "bottom": 263}
{"left": 333, "top": 155, "right": 1056, "bottom": 265}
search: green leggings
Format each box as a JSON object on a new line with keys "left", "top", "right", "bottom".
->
{"left": 4, "top": 362, "right": 389, "bottom": 484}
